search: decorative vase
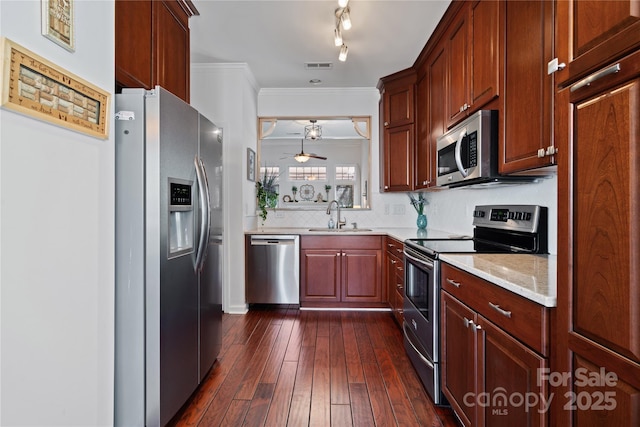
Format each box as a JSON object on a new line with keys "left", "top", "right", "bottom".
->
{"left": 416, "top": 213, "right": 427, "bottom": 230}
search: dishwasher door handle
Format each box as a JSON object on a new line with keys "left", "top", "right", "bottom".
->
{"left": 250, "top": 236, "right": 297, "bottom": 246}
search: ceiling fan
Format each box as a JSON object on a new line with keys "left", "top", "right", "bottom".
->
{"left": 287, "top": 139, "right": 327, "bottom": 163}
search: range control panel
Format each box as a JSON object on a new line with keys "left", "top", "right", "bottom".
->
{"left": 472, "top": 204, "right": 545, "bottom": 233}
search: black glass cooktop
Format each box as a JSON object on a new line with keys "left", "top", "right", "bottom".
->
{"left": 406, "top": 239, "right": 485, "bottom": 257}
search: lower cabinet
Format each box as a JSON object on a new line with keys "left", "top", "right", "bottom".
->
{"left": 300, "top": 235, "right": 383, "bottom": 307}
{"left": 385, "top": 237, "right": 405, "bottom": 325}
{"left": 441, "top": 263, "right": 550, "bottom": 426}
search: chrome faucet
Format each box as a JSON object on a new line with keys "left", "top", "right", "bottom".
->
{"left": 327, "top": 200, "right": 346, "bottom": 229}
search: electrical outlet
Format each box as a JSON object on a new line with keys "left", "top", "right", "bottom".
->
{"left": 392, "top": 204, "right": 406, "bottom": 215}
{"left": 384, "top": 204, "right": 390, "bottom": 215}
{"left": 275, "top": 211, "right": 285, "bottom": 218}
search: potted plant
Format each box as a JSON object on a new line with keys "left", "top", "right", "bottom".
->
{"left": 324, "top": 184, "right": 332, "bottom": 201}
{"left": 256, "top": 169, "right": 279, "bottom": 224}
{"left": 291, "top": 185, "right": 298, "bottom": 201}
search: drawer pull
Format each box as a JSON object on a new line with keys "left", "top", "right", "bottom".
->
{"left": 446, "top": 278, "right": 461, "bottom": 288}
{"left": 391, "top": 259, "right": 396, "bottom": 264}
{"left": 489, "top": 302, "right": 512, "bottom": 318}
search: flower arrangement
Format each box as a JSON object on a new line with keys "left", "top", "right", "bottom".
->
{"left": 408, "top": 192, "right": 427, "bottom": 215}
{"left": 256, "top": 168, "right": 279, "bottom": 224}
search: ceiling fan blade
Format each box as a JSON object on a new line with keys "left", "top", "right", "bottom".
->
{"left": 307, "top": 153, "right": 327, "bottom": 160}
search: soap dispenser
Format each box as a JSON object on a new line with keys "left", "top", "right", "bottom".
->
{"left": 328, "top": 218, "right": 335, "bottom": 229}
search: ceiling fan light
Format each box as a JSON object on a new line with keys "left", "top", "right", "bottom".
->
{"left": 339, "top": 44, "right": 348, "bottom": 62}
{"left": 294, "top": 153, "right": 310, "bottom": 163}
{"left": 338, "top": 0, "right": 349, "bottom": 8}
{"left": 334, "top": 27, "right": 342, "bottom": 47}
{"left": 341, "top": 8, "right": 351, "bottom": 30}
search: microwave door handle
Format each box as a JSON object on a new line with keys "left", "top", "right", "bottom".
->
{"left": 454, "top": 128, "right": 469, "bottom": 177}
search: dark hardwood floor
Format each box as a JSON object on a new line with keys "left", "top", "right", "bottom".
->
{"left": 170, "top": 306, "right": 459, "bottom": 426}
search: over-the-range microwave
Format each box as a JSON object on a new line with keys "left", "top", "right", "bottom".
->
{"left": 436, "top": 110, "right": 499, "bottom": 187}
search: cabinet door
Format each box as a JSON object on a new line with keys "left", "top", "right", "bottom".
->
{"left": 477, "top": 315, "right": 547, "bottom": 426}
{"left": 468, "top": 0, "right": 501, "bottom": 111}
{"left": 154, "top": 0, "right": 190, "bottom": 102}
{"left": 447, "top": 9, "right": 469, "bottom": 127}
{"left": 115, "top": 0, "right": 153, "bottom": 90}
{"left": 383, "top": 81, "right": 415, "bottom": 128}
{"left": 300, "top": 249, "right": 340, "bottom": 303}
{"left": 415, "top": 71, "right": 434, "bottom": 189}
{"left": 554, "top": 50, "right": 640, "bottom": 426}
{"left": 563, "top": 0, "right": 640, "bottom": 83}
{"left": 571, "top": 52, "right": 640, "bottom": 365}
{"left": 428, "top": 45, "right": 447, "bottom": 186}
{"left": 442, "top": 291, "right": 477, "bottom": 427}
{"left": 501, "top": 0, "right": 555, "bottom": 173}
{"left": 342, "top": 249, "right": 382, "bottom": 303}
{"left": 382, "top": 124, "right": 414, "bottom": 192}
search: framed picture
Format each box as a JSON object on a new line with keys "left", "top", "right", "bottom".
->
{"left": 41, "top": 0, "right": 75, "bottom": 52}
{"left": 0, "top": 38, "right": 110, "bottom": 139}
{"left": 247, "top": 148, "right": 256, "bottom": 181}
{"left": 336, "top": 185, "right": 354, "bottom": 208}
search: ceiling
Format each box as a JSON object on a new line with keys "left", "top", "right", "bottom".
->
{"left": 190, "top": 0, "right": 451, "bottom": 89}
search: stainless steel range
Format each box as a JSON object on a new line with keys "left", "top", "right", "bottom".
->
{"left": 402, "top": 204, "right": 548, "bottom": 405}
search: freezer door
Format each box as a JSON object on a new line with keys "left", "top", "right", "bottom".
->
{"left": 197, "top": 113, "right": 223, "bottom": 380}
{"left": 146, "top": 87, "right": 200, "bottom": 427}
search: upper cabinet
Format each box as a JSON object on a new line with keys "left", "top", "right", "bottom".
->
{"left": 115, "top": 0, "right": 198, "bottom": 103}
{"left": 556, "top": 0, "right": 640, "bottom": 86}
{"left": 378, "top": 70, "right": 416, "bottom": 192}
{"left": 500, "top": 0, "right": 556, "bottom": 174}
{"left": 446, "top": 0, "right": 501, "bottom": 128}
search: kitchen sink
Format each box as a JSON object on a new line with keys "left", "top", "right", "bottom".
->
{"left": 308, "top": 228, "right": 373, "bottom": 232}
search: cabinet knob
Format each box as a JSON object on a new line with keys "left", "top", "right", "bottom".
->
{"left": 391, "top": 259, "right": 396, "bottom": 264}
{"left": 384, "top": 121, "right": 389, "bottom": 126}
{"left": 547, "top": 57, "right": 566, "bottom": 75}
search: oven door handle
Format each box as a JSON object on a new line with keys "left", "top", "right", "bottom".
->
{"left": 403, "top": 323, "right": 435, "bottom": 370}
{"left": 403, "top": 249, "right": 434, "bottom": 269}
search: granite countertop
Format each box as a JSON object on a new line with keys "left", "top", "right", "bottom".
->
{"left": 439, "top": 253, "right": 557, "bottom": 308}
{"left": 245, "top": 227, "right": 470, "bottom": 242}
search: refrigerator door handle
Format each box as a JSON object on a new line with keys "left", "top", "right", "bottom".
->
{"left": 194, "top": 156, "right": 211, "bottom": 272}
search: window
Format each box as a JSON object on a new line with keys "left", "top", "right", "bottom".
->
{"left": 259, "top": 166, "right": 280, "bottom": 181}
{"left": 335, "top": 166, "right": 356, "bottom": 181}
{"left": 288, "top": 166, "right": 327, "bottom": 181}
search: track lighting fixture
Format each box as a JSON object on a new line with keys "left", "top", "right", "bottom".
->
{"left": 334, "top": 27, "right": 342, "bottom": 47}
{"left": 339, "top": 44, "right": 348, "bottom": 62}
{"left": 340, "top": 7, "right": 352, "bottom": 30}
{"left": 334, "top": 1, "right": 352, "bottom": 61}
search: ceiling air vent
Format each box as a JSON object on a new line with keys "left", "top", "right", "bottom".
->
{"left": 305, "top": 62, "right": 333, "bottom": 70}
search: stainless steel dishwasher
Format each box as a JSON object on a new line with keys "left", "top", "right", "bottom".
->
{"left": 246, "top": 235, "right": 300, "bottom": 304}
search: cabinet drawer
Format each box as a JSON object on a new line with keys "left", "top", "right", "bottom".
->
{"left": 385, "top": 236, "right": 405, "bottom": 258}
{"left": 441, "top": 263, "right": 550, "bottom": 356}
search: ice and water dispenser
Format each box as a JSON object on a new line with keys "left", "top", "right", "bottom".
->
{"left": 168, "top": 178, "right": 194, "bottom": 257}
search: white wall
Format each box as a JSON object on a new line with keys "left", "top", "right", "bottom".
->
{"left": 191, "top": 63, "right": 259, "bottom": 314}
{"left": 0, "top": 1, "right": 114, "bottom": 426}
{"left": 257, "top": 88, "right": 558, "bottom": 254}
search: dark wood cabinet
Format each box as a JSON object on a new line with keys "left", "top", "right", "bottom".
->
{"left": 554, "top": 48, "right": 640, "bottom": 427}
{"left": 384, "top": 237, "right": 404, "bottom": 325}
{"left": 441, "top": 291, "right": 476, "bottom": 426}
{"left": 445, "top": 0, "right": 501, "bottom": 128}
{"left": 115, "top": 0, "right": 197, "bottom": 102}
{"left": 382, "top": 124, "right": 413, "bottom": 192}
{"left": 300, "top": 235, "right": 383, "bottom": 307}
{"left": 378, "top": 69, "right": 416, "bottom": 192}
{"left": 441, "top": 263, "right": 550, "bottom": 427}
{"left": 556, "top": 0, "right": 640, "bottom": 86}
{"left": 501, "top": 0, "right": 556, "bottom": 174}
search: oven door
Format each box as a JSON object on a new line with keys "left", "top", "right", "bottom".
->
{"left": 403, "top": 245, "right": 445, "bottom": 405}
{"left": 403, "top": 246, "right": 439, "bottom": 361}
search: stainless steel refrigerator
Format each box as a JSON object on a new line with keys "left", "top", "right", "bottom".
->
{"left": 114, "top": 87, "right": 223, "bottom": 427}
